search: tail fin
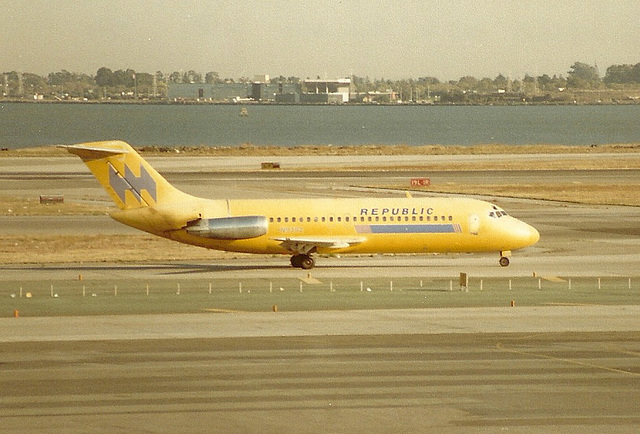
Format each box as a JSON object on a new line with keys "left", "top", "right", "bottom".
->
{"left": 65, "top": 140, "right": 188, "bottom": 210}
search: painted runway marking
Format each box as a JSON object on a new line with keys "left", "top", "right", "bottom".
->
{"left": 494, "top": 343, "right": 640, "bottom": 377}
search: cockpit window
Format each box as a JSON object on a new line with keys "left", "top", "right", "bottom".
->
{"left": 489, "top": 206, "right": 508, "bottom": 218}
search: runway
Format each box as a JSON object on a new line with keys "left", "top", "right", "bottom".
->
{"left": 2, "top": 153, "right": 640, "bottom": 432}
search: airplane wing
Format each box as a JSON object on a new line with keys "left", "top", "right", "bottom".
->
{"left": 273, "top": 236, "right": 366, "bottom": 255}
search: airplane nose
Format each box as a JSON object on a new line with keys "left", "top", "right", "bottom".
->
{"left": 527, "top": 224, "right": 540, "bottom": 245}
{"left": 517, "top": 222, "right": 539, "bottom": 247}
{"left": 506, "top": 219, "right": 540, "bottom": 249}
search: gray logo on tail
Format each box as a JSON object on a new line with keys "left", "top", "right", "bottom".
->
{"left": 109, "top": 163, "right": 157, "bottom": 205}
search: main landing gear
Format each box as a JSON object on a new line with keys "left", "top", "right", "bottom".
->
{"left": 291, "top": 254, "right": 315, "bottom": 269}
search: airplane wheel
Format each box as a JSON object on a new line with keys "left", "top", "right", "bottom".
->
{"left": 290, "top": 254, "right": 304, "bottom": 268}
{"left": 499, "top": 256, "right": 510, "bottom": 267}
{"left": 300, "top": 256, "right": 315, "bottom": 270}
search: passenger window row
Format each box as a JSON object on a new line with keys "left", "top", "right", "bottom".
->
{"left": 269, "top": 215, "right": 454, "bottom": 223}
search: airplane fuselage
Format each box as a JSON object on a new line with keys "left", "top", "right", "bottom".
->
{"left": 111, "top": 196, "right": 538, "bottom": 256}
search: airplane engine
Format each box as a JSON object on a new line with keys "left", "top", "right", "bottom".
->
{"left": 185, "top": 216, "right": 268, "bottom": 240}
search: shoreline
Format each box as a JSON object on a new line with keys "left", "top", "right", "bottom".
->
{"left": 3, "top": 142, "right": 640, "bottom": 158}
{"left": 3, "top": 98, "right": 639, "bottom": 106}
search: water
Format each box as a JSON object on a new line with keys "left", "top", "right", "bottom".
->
{"left": 1, "top": 103, "right": 638, "bottom": 149}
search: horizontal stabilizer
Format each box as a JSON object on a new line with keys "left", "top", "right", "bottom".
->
{"left": 62, "top": 144, "right": 129, "bottom": 159}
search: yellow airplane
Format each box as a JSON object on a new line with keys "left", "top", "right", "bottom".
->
{"left": 65, "top": 140, "right": 539, "bottom": 269}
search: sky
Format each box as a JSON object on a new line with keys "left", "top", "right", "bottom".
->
{"left": 3, "top": 0, "right": 639, "bottom": 81}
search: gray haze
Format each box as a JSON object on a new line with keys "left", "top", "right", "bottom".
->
{"left": 3, "top": 0, "right": 639, "bottom": 80}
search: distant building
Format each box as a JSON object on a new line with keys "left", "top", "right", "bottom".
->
{"left": 351, "top": 90, "right": 396, "bottom": 103}
{"left": 167, "top": 83, "right": 252, "bottom": 102}
{"left": 253, "top": 74, "right": 270, "bottom": 83}
{"left": 167, "top": 77, "right": 352, "bottom": 103}
{"left": 301, "top": 79, "right": 351, "bottom": 103}
{"left": 251, "top": 82, "right": 300, "bottom": 102}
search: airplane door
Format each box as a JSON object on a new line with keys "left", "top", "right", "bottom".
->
{"left": 468, "top": 214, "right": 480, "bottom": 235}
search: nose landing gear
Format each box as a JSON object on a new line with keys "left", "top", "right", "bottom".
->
{"left": 291, "top": 254, "right": 315, "bottom": 269}
{"left": 499, "top": 250, "right": 511, "bottom": 267}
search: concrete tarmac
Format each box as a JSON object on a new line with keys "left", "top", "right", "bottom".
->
{"left": 2, "top": 153, "right": 640, "bottom": 432}
{"left": 2, "top": 309, "right": 640, "bottom": 433}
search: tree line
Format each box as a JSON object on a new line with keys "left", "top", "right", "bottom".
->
{"left": 2, "top": 62, "right": 639, "bottom": 102}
